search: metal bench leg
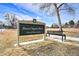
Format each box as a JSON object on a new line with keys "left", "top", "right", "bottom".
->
{"left": 62, "top": 35, "right": 63, "bottom": 42}
{"left": 64, "top": 35, "right": 66, "bottom": 41}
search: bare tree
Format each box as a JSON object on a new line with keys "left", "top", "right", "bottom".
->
{"left": 4, "top": 13, "right": 17, "bottom": 28}
{"left": 33, "top": 3, "right": 75, "bottom": 32}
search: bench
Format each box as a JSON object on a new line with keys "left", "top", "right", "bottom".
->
{"left": 47, "top": 31, "right": 66, "bottom": 41}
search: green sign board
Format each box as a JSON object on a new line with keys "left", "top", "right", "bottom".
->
{"left": 18, "top": 23, "right": 45, "bottom": 35}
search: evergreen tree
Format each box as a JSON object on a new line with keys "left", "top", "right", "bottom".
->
{"left": 69, "top": 20, "right": 75, "bottom": 27}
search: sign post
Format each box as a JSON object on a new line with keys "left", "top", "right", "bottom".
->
{"left": 17, "top": 21, "right": 20, "bottom": 46}
{"left": 17, "top": 20, "right": 45, "bottom": 46}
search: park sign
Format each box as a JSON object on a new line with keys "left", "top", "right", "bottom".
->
{"left": 17, "top": 19, "right": 45, "bottom": 36}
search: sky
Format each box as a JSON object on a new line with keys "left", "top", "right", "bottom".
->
{"left": 0, "top": 3, "right": 79, "bottom": 26}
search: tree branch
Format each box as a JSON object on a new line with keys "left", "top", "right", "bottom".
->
{"left": 57, "top": 3, "right": 64, "bottom": 9}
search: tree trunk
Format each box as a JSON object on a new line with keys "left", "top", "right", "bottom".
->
{"left": 55, "top": 6, "right": 63, "bottom": 32}
{"left": 57, "top": 9, "right": 63, "bottom": 32}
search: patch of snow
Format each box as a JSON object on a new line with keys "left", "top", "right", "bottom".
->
{"left": 0, "top": 29, "right": 5, "bottom": 32}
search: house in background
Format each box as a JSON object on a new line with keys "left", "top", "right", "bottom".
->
{"left": 0, "top": 21, "right": 3, "bottom": 29}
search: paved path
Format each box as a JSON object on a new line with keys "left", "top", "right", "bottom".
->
{"left": 46, "top": 35, "right": 79, "bottom": 47}
{"left": 47, "top": 35, "right": 79, "bottom": 41}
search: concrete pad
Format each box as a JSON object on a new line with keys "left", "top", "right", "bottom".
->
{"left": 14, "top": 39, "right": 44, "bottom": 46}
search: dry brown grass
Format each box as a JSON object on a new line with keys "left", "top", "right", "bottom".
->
{"left": 1, "top": 40, "right": 79, "bottom": 56}
{"left": 0, "top": 28, "right": 79, "bottom": 56}
{"left": 0, "top": 29, "right": 44, "bottom": 54}
{"left": 46, "top": 28, "right": 79, "bottom": 32}
{"left": 2, "top": 47, "right": 28, "bottom": 56}
{"left": 22, "top": 40, "right": 79, "bottom": 56}
{"left": 46, "top": 28, "right": 79, "bottom": 37}
{"left": 0, "top": 29, "right": 17, "bottom": 53}
{"left": 19, "top": 34, "right": 44, "bottom": 42}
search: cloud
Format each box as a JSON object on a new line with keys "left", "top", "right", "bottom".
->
{"left": 16, "top": 14, "right": 33, "bottom": 20}
{"left": 0, "top": 3, "right": 64, "bottom": 26}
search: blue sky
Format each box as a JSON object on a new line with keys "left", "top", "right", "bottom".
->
{"left": 0, "top": 3, "right": 79, "bottom": 26}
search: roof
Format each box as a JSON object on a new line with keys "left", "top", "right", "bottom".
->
{"left": 0, "top": 21, "right": 3, "bottom": 25}
{"left": 18, "top": 20, "right": 45, "bottom": 25}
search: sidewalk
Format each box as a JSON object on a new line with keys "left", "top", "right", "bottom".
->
{"left": 46, "top": 35, "right": 79, "bottom": 47}
{"left": 47, "top": 35, "right": 79, "bottom": 41}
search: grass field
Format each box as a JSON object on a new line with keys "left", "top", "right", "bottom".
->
{"left": 26, "top": 40, "right": 79, "bottom": 56}
{"left": 0, "top": 28, "right": 79, "bottom": 56}
{"left": 2, "top": 40, "right": 79, "bottom": 56}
